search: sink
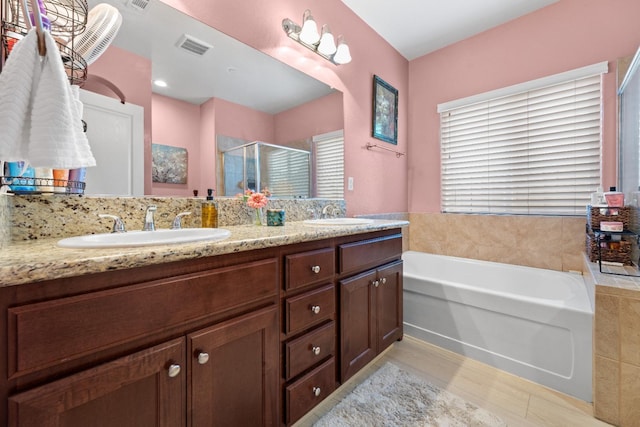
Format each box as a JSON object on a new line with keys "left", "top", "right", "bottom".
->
{"left": 57, "top": 228, "right": 232, "bottom": 249}
{"left": 303, "top": 218, "right": 375, "bottom": 226}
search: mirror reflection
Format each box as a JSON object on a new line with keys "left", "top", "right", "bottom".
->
{"left": 84, "top": 0, "right": 344, "bottom": 197}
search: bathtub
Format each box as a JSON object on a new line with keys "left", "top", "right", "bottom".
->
{"left": 402, "top": 251, "right": 593, "bottom": 402}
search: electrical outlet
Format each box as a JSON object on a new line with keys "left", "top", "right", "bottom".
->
{"left": 348, "top": 177, "right": 354, "bottom": 191}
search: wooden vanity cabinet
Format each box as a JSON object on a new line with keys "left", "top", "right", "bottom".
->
{"left": 338, "top": 234, "right": 403, "bottom": 382}
{"left": 281, "top": 246, "right": 337, "bottom": 426}
{"left": 0, "top": 227, "right": 404, "bottom": 427}
{"left": 0, "top": 250, "right": 280, "bottom": 427}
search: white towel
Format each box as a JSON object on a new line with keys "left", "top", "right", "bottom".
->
{"left": 28, "top": 31, "right": 96, "bottom": 169}
{"left": 0, "top": 29, "right": 39, "bottom": 161}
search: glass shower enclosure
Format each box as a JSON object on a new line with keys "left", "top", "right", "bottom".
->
{"left": 220, "top": 141, "right": 311, "bottom": 198}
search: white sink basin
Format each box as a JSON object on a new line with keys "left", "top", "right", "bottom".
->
{"left": 303, "top": 218, "right": 375, "bottom": 226}
{"left": 57, "top": 228, "right": 232, "bottom": 249}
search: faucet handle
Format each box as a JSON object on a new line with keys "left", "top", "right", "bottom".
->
{"left": 171, "top": 211, "right": 192, "bottom": 229}
{"left": 99, "top": 214, "right": 126, "bottom": 233}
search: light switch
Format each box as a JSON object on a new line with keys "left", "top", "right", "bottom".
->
{"left": 348, "top": 177, "right": 354, "bottom": 191}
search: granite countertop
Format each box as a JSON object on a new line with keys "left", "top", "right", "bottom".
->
{"left": 1, "top": 219, "right": 408, "bottom": 287}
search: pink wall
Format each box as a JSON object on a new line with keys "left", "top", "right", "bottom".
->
{"left": 275, "top": 92, "right": 344, "bottom": 145}
{"left": 162, "top": 0, "right": 409, "bottom": 215}
{"left": 214, "top": 98, "right": 275, "bottom": 143}
{"left": 408, "top": 0, "right": 640, "bottom": 213}
{"left": 151, "top": 94, "right": 200, "bottom": 196}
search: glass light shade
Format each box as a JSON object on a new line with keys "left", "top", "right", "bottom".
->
{"left": 299, "top": 13, "right": 320, "bottom": 44}
{"left": 317, "top": 29, "right": 336, "bottom": 55}
{"left": 333, "top": 41, "right": 351, "bottom": 64}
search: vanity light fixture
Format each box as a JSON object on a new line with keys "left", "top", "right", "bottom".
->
{"left": 282, "top": 10, "right": 352, "bottom": 65}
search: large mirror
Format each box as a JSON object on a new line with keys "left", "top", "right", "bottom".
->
{"left": 619, "top": 47, "right": 640, "bottom": 208}
{"left": 84, "top": 0, "right": 344, "bottom": 197}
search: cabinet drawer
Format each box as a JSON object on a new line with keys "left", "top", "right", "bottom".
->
{"left": 339, "top": 234, "right": 402, "bottom": 274}
{"left": 285, "top": 247, "right": 335, "bottom": 291}
{"left": 285, "top": 321, "right": 335, "bottom": 380}
{"left": 8, "top": 258, "right": 278, "bottom": 377}
{"left": 285, "top": 284, "right": 335, "bottom": 334}
{"left": 285, "top": 357, "right": 336, "bottom": 425}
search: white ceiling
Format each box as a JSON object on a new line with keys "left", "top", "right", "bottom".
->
{"left": 341, "top": 0, "right": 559, "bottom": 60}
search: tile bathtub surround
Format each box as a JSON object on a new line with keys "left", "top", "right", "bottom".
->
{"left": 408, "top": 212, "right": 585, "bottom": 272}
{"left": 6, "top": 195, "right": 345, "bottom": 241}
{"left": 593, "top": 280, "right": 640, "bottom": 426}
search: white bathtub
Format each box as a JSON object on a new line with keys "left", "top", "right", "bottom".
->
{"left": 402, "top": 251, "right": 593, "bottom": 402}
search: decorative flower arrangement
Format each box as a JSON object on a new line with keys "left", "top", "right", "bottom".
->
{"left": 238, "top": 188, "right": 270, "bottom": 225}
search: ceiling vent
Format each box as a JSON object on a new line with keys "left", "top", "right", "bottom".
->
{"left": 125, "top": 0, "right": 150, "bottom": 13}
{"left": 176, "top": 34, "right": 213, "bottom": 56}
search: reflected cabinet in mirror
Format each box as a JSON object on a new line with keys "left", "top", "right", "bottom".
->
{"left": 78, "top": 0, "right": 344, "bottom": 197}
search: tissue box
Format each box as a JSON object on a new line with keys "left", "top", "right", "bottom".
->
{"left": 600, "top": 221, "right": 624, "bottom": 232}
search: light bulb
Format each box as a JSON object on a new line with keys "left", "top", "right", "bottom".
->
{"left": 334, "top": 38, "right": 351, "bottom": 64}
{"left": 299, "top": 10, "right": 320, "bottom": 44}
{"left": 317, "top": 25, "right": 337, "bottom": 55}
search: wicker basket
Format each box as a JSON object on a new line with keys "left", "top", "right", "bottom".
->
{"left": 586, "top": 232, "right": 633, "bottom": 265}
{"left": 587, "top": 206, "right": 631, "bottom": 231}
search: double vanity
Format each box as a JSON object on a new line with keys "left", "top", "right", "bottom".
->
{"left": 0, "top": 214, "right": 406, "bottom": 426}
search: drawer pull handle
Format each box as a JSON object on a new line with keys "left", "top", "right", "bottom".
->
{"left": 380, "top": 277, "right": 387, "bottom": 285}
{"left": 167, "top": 363, "right": 181, "bottom": 378}
{"left": 311, "top": 305, "right": 321, "bottom": 314}
{"left": 197, "top": 351, "right": 210, "bottom": 365}
{"left": 372, "top": 280, "right": 380, "bottom": 288}
{"left": 311, "top": 265, "right": 321, "bottom": 274}
{"left": 313, "top": 386, "right": 322, "bottom": 397}
{"left": 312, "top": 346, "right": 321, "bottom": 356}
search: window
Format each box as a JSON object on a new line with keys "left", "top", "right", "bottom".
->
{"left": 314, "top": 130, "right": 344, "bottom": 199}
{"left": 439, "top": 62, "right": 607, "bottom": 215}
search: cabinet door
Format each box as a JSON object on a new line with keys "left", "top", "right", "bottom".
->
{"left": 188, "top": 306, "right": 279, "bottom": 427}
{"left": 377, "top": 260, "right": 403, "bottom": 352}
{"left": 340, "top": 270, "right": 377, "bottom": 382}
{"left": 8, "top": 338, "right": 186, "bottom": 427}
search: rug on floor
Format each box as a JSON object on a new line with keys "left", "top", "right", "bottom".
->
{"left": 314, "top": 362, "right": 508, "bottom": 427}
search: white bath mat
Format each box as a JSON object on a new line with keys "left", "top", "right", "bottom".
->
{"left": 314, "top": 362, "right": 507, "bottom": 427}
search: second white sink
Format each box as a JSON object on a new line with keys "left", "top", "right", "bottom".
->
{"left": 303, "top": 218, "right": 374, "bottom": 226}
{"left": 58, "top": 228, "right": 231, "bottom": 249}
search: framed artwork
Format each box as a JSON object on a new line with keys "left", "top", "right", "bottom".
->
{"left": 152, "top": 143, "right": 188, "bottom": 184}
{"left": 372, "top": 75, "right": 398, "bottom": 144}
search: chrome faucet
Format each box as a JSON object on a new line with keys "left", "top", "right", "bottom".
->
{"left": 143, "top": 205, "right": 157, "bottom": 231}
{"left": 99, "top": 214, "right": 126, "bottom": 233}
{"left": 321, "top": 203, "right": 342, "bottom": 218}
{"left": 171, "top": 211, "right": 192, "bottom": 229}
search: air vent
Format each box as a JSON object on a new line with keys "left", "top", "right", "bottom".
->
{"left": 176, "top": 34, "right": 212, "bottom": 56}
{"left": 126, "top": 0, "right": 150, "bottom": 12}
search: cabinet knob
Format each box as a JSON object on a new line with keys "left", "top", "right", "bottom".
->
{"left": 167, "top": 363, "right": 181, "bottom": 378}
{"left": 311, "top": 305, "right": 321, "bottom": 314}
{"left": 372, "top": 280, "right": 380, "bottom": 288}
{"left": 311, "top": 265, "right": 321, "bottom": 274}
{"left": 312, "top": 346, "right": 321, "bottom": 356}
{"left": 380, "top": 277, "right": 387, "bottom": 285}
{"left": 196, "top": 351, "right": 210, "bottom": 365}
{"left": 312, "top": 386, "right": 322, "bottom": 397}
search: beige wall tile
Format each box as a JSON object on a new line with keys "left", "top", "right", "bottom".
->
{"left": 620, "top": 296, "right": 640, "bottom": 365}
{"left": 408, "top": 213, "right": 586, "bottom": 272}
{"left": 594, "top": 355, "right": 620, "bottom": 425}
{"left": 621, "top": 362, "right": 640, "bottom": 426}
{"left": 595, "top": 293, "right": 619, "bottom": 360}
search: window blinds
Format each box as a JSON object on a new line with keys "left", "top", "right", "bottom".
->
{"left": 314, "top": 131, "right": 344, "bottom": 199}
{"left": 440, "top": 73, "right": 603, "bottom": 216}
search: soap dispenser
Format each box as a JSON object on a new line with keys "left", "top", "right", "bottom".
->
{"left": 201, "top": 188, "right": 218, "bottom": 228}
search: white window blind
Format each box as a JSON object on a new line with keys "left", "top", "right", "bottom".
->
{"left": 440, "top": 72, "right": 603, "bottom": 216}
{"left": 314, "top": 130, "right": 344, "bottom": 199}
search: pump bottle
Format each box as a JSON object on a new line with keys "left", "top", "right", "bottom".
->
{"left": 201, "top": 188, "right": 218, "bottom": 228}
